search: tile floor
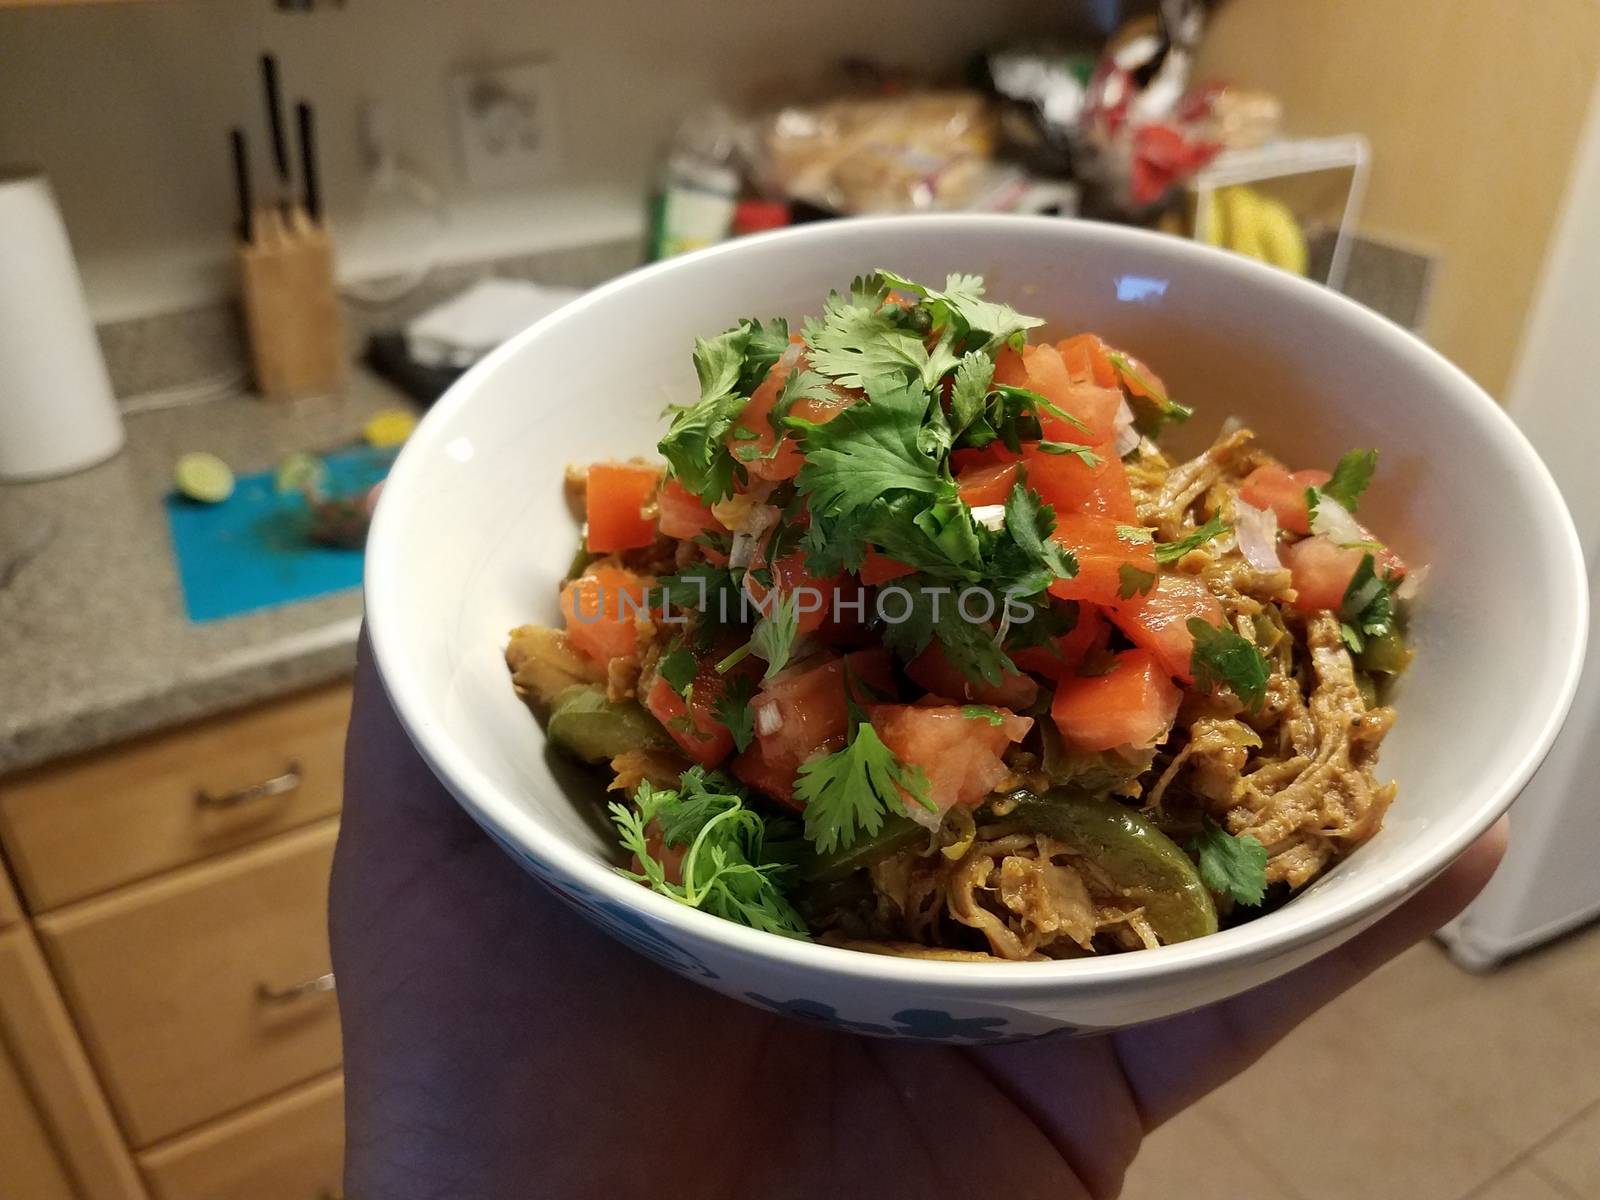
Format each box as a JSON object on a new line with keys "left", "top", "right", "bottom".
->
{"left": 1121, "top": 921, "right": 1600, "bottom": 1200}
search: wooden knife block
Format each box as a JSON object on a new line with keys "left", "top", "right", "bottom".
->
{"left": 238, "top": 207, "right": 346, "bottom": 400}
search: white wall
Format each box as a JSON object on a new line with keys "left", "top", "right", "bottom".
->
{"left": 0, "top": 0, "right": 1083, "bottom": 322}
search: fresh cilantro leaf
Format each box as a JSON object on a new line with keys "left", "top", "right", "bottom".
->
{"left": 1118, "top": 564, "right": 1157, "bottom": 598}
{"left": 1037, "top": 440, "right": 1104, "bottom": 466}
{"left": 949, "top": 352, "right": 995, "bottom": 439}
{"left": 803, "top": 276, "right": 959, "bottom": 391}
{"left": 612, "top": 770, "right": 808, "bottom": 937}
{"left": 738, "top": 317, "right": 791, "bottom": 394}
{"left": 749, "top": 590, "right": 800, "bottom": 679}
{"left": 1189, "top": 817, "right": 1268, "bottom": 906}
{"left": 1339, "top": 552, "right": 1398, "bottom": 652}
{"left": 659, "top": 323, "right": 766, "bottom": 502}
{"left": 1004, "top": 482, "right": 1077, "bottom": 581}
{"left": 1187, "top": 618, "right": 1271, "bottom": 710}
{"left": 912, "top": 481, "right": 982, "bottom": 568}
{"left": 659, "top": 392, "right": 745, "bottom": 502}
{"left": 933, "top": 598, "right": 1020, "bottom": 686}
{"left": 1324, "top": 449, "right": 1378, "bottom": 513}
{"left": 1003, "top": 596, "right": 1078, "bottom": 651}
{"left": 1107, "top": 349, "right": 1193, "bottom": 435}
{"left": 859, "top": 494, "right": 982, "bottom": 581}
{"left": 794, "top": 721, "right": 932, "bottom": 855}
{"left": 877, "top": 577, "right": 1020, "bottom": 686}
{"left": 961, "top": 705, "right": 1005, "bottom": 726}
{"left": 790, "top": 375, "right": 942, "bottom": 517}
{"left": 1155, "top": 514, "right": 1230, "bottom": 564}
{"left": 1117, "top": 524, "right": 1155, "bottom": 544}
{"left": 874, "top": 270, "right": 1045, "bottom": 347}
{"left": 714, "top": 675, "right": 759, "bottom": 753}
{"left": 658, "top": 645, "right": 698, "bottom": 696}
{"left": 654, "top": 564, "right": 747, "bottom": 650}
{"left": 991, "top": 384, "right": 1092, "bottom": 435}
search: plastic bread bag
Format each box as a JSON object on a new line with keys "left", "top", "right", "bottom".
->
{"left": 751, "top": 91, "right": 998, "bottom": 214}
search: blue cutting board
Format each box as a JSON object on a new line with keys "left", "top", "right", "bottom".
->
{"left": 164, "top": 446, "right": 395, "bottom": 623}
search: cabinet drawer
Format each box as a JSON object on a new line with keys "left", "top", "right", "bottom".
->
{"left": 0, "top": 1032, "right": 77, "bottom": 1200}
{"left": 140, "top": 1071, "right": 344, "bottom": 1200}
{"left": 0, "top": 684, "right": 351, "bottom": 911}
{"left": 0, "top": 927, "right": 147, "bottom": 1200}
{"left": 37, "top": 820, "right": 342, "bottom": 1147}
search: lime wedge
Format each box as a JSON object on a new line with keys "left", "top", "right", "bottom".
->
{"left": 174, "top": 452, "right": 235, "bottom": 504}
{"left": 363, "top": 409, "right": 417, "bottom": 449}
{"left": 274, "top": 451, "right": 327, "bottom": 495}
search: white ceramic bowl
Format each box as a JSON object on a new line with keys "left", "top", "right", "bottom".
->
{"left": 366, "top": 216, "right": 1586, "bottom": 1041}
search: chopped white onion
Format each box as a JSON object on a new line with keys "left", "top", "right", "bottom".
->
{"left": 905, "top": 798, "right": 944, "bottom": 831}
{"left": 1396, "top": 563, "right": 1431, "bottom": 602}
{"left": 728, "top": 531, "right": 758, "bottom": 569}
{"left": 1309, "top": 492, "right": 1366, "bottom": 547}
{"left": 1219, "top": 414, "right": 1246, "bottom": 438}
{"left": 754, "top": 701, "right": 784, "bottom": 737}
{"left": 1234, "top": 497, "right": 1282, "bottom": 571}
{"left": 1114, "top": 397, "right": 1140, "bottom": 457}
{"left": 969, "top": 503, "right": 1008, "bottom": 532}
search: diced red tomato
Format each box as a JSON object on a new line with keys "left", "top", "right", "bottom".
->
{"left": 1282, "top": 535, "right": 1365, "bottom": 612}
{"left": 585, "top": 462, "right": 661, "bottom": 553}
{"left": 951, "top": 443, "right": 1022, "bottom": 474}
{"left": 859, "top": 549, "right": 917, "bottom": 586}
{"left": 642, "top": 650, "right": 745, "bottom": 767}
{"left": 1021, "top": 344, "right": 1123, "bottom": 444}
{"left": 1046, "top": 514, "right": 1158, "bottom": 606}
{"left": 1056, "top": 333, "right": 1117, "bottom": 388}
{"left": 956, "top": 459, "right": 1021, "bottom": 508}
{"left": 1012, "top": 604, "right": 1111, "bottom": 681}
{"left": 907, "top": 641, "right": 1039, "bottom": 710}
{"left": 657, "top": 478, "right": 723, "bottom": 541}
{"left": 870, "top": 703, "right": 1033, "bottom": 815}
{"left": 1239, "top": 465, "right": 1332, "bottom": 536}
{"left": 730, "top": 345, "right": 855, "bottom": 482}
{"left": 730, "top": 740, "right": 800, "bottom": 805}
{"left": 1109, "top": 349, "right": 1168, "bottom": 404}
{"left": 560, "top": 565, "right": 652, "bottom": 664}
{"left": 743, "top": 550, "right": 841, "bottom": 636}
{"left": 1023, "top": 441, "right": 1137, "bottom": 521}
{"left": 993, "top": 344, "right": 1029, "bottom": 388}
{"left": 732, "top": 649, "right": 894, "bottom": 807}
{"left": 1109, "top": 571, "right": 1224, "bottom": 682}
{"left": 1051, "top": 649, "right": 1181, "bottom": 752}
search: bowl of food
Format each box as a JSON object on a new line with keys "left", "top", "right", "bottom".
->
{"left": 365, "top": 215, "right": 1585, "bottom": 1039}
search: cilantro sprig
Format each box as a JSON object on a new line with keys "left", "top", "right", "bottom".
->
{"left": 611, "top": 768, "right": 808, "bottom": 937}
{"left": 1189, "top": 817, "right": 1268, "bottom": 906}
{"left": 795, "top": 718, "right": 933, "bottom": 855}
{"left": 1338, "top": 552, "right": 1399, "bottom": 653}
{"left": 1188, "top": 619, "right": 1271, "bottom": 710}
{"left": 1154, "top": 514, "right": 1230, "bottom": 564}
{"left": 1323, "top": 449, "right": 1378, "bottom": 512}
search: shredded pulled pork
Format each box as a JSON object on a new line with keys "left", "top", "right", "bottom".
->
{"left": 861, "top": 830, "right": 1160, "bottom": 960}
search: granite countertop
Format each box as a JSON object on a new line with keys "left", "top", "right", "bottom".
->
{"left": 0, "top": 370, "right": 416, "bottom": 776}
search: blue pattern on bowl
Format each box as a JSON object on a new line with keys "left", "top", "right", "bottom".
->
{"left": 745, "top": 993, "right": 1012, "bottom": 1040}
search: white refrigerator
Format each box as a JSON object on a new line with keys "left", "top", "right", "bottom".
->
{"left": 1439, "top": 74, "right": 1600, "bottom": 968}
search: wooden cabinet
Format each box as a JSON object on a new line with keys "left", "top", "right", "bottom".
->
{"left": 139, "top": 1071, "right": 344, "bottom": 1200}
{"left": 0, "top": 684, "right": 351, "bottom": 911}
{"left": 0, "top": 682, "right": 353, "bottom": 1195}
{"left": 0, "top": 1028, "right": 77, "bottom": 1200}
{"left": 37, "top": 820, "right": 343, "bottom": 1146}
{"left": 0, "top": 859, "right": 20, "bottom": 929}
{"left": 0, "top": 926, "right": 146, "bottom": 1200}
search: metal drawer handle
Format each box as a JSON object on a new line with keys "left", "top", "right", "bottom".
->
{"left": 196, "top": 761, "right": 302, "bottom": 809}
{"left": 256, "top": 971, "right": 336, "bottom": 1005}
